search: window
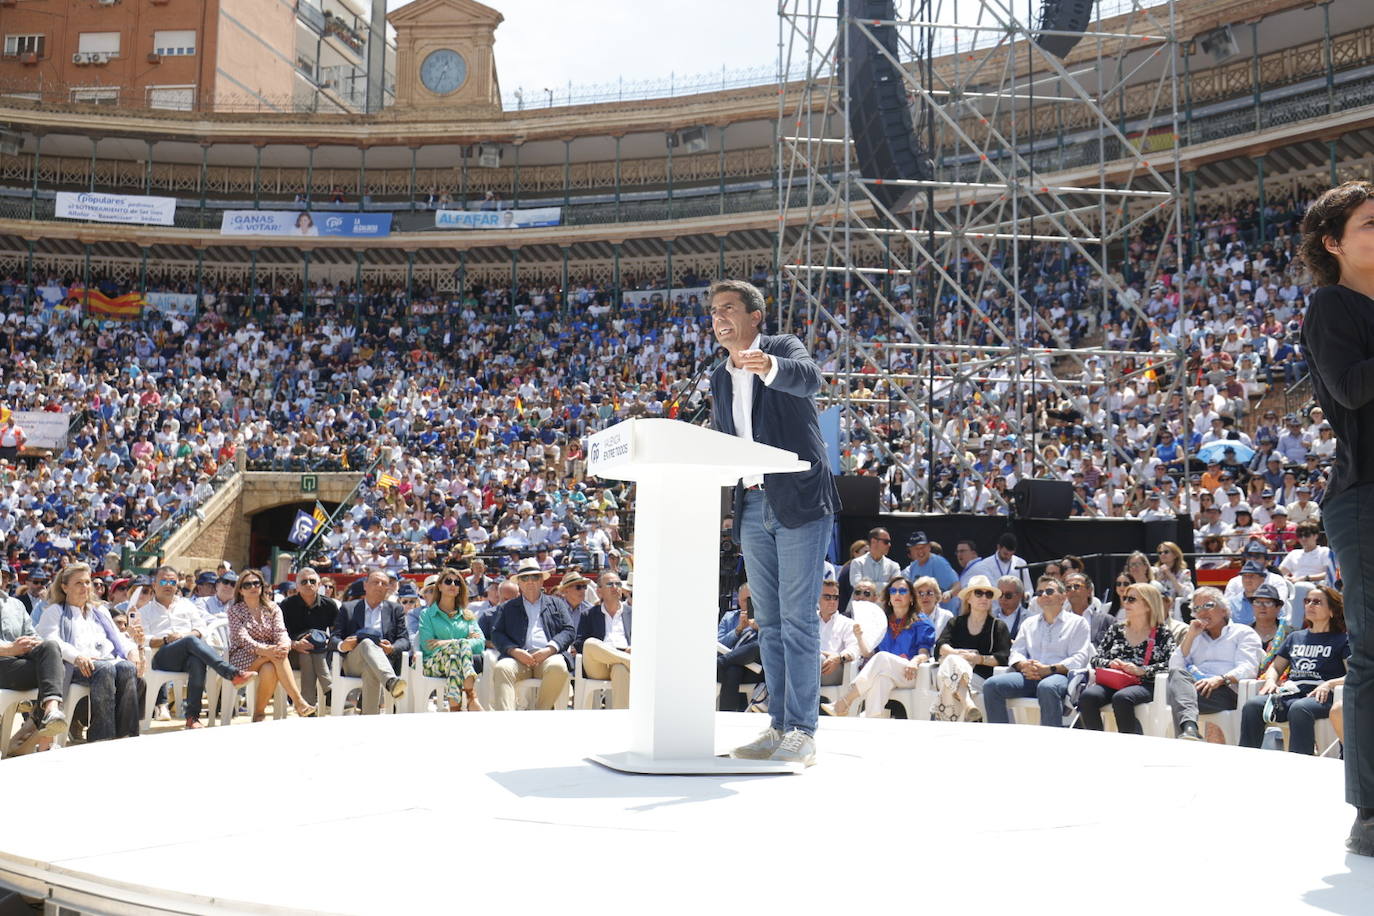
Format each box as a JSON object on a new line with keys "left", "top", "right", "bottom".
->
{"left": 69, "top": 87, "right": 119, "bottom": 106}
{"left": 147, "top": 85, "right": 194, "bottom": 111}
{"left": 77, "top": 32, "right": 121, "bottom": 56}
{"left": 153, "top": 29, "right": 195, "bottom": 56}
{"left": 2, "top": 35, "right": 45, "bottom": 57}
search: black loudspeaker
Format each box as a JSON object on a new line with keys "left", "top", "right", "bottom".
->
{"left": 841, "top": 0, "right": 934, "bottom": 212}
{"left": 1012, "top": 478, "right": 1074, "bottom": 520}
{"left": 835, "top": 475, "right": 881, "bottom": 517}
{"left": 1036, "top": 0, "right": 1093, "bottom": 59}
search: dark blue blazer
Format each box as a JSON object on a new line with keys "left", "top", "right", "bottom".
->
{"left": 328, "top": 598, "right": 410, "bottom": 657}
{"left": 573, "top": 603, "right": 633, "bottom": 654}
{"left": 710, "top": 333, "right": 840, "bottom": 533}
{"left": 492, "top": 594, "right": 575, "bottom": 669}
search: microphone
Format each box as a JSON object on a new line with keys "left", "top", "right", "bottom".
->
{"left": 666, "top": 346, "right": 726, "bottom": 423}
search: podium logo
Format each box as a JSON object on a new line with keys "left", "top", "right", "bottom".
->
{"left": 590, "top": 441, "right": 601, "bottom": 464}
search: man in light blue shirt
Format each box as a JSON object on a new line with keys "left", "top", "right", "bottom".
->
{"left": 981, "top": 576, "right": 1092, "bottom": 727}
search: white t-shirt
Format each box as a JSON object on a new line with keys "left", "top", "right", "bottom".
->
{"left": 1280, "top": 546, "right": 1333, "bottom": 583}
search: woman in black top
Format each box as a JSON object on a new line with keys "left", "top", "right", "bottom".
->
{"left": 1298, "top": 180, "right": 1374, "bottom": 856}
{"left": 933, "top": 576, "right": 1010, "bottom": 721}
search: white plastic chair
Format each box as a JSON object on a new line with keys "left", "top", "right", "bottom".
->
{"left": 62, "top": 681, "right": 90, "bottom": 746}
{"left": 871, "top": 660, "right": 933, "bottom": 719}
{"left": 406, "top": 652, "right": 451, "bottom": 714}
{"left": 1096, "top": 671, "right": 1172, "bottom": 738}
{"left": 141, "top": 667, "right": 191, "bottom": 730}
{"left": 0, "top": 688, "right": 37, "bottom": 757}
{"left": 327, "top": 649, "right": 401, "bottom": 716}
{"left": 817, "top": 658, "right": 858, "bottom": 706}
{"left": 573, "top": 653, "right": 611, "bottom": 710}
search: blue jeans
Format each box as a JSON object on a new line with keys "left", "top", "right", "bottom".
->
{"left": 153, "top": 636, "right": 238, "bottom": 720}
{"left": 982, "top": 671, "right": 1070, "bottom": 726}
{"left": 739, "top": 489, "right": 831, "bottom": 736}
{"left": 1316, "top": 484, "right": 1373, "bottom": 804}
{"left": 1239, "top": 693, "right": 1333, "bottom": 755}
{"left": 72, "top": 659, "right": 140, "bottom": 741}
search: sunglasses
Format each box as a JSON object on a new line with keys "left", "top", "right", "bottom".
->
{"left": 1303, "top": 595, "right": 1325, "bottom": 605}
{"left": 241, "top": 581, "right": 263, "bottom": 589}
{"left": 854, "top": 589, "right": 873, "bottom": 596}
{"left": 1036, "top": 588, "right": 1062, "bottom": 597}
{"left": 298, "top": 579, "right": 319, "bottom": 585}
{"left": 157, "top": 578, "right": 178, "bottom": 585}
{"left": 602, "top": 581, "right": 622, "bottom": 588}
{"left": 872, "top": 537, "right": 891, "bottom": 544}
{"left": 999, "top": 592, "right": 1019, "bottom": 599}
{"left": 1123, "top": 594, "right": 1140, "bottom": 604}
{"left": 440, "top": 577, "right": 462, "bottom": 586}
{"left": 821, "top": 593, "right": 840, "bottom": 600}
{"left": 1116, "top": 580, "right": 1131, "bottom": 588}
{"left": 567, "top": 584, "right": 588, "bottom": 590}
{"left": 1066, "top": 583, "right": 1084, "bottom": 591}
{"left": 888, "top": 587, "right": 910, "bottom": 596}
{"left": 517, "top": 573, "right": 542, "bottom": 580}
{"left": 971, "top": 589, "right": 995, "bottom": 599}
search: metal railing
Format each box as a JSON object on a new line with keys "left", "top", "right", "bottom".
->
{"left": 291, "top": 450, "right": 384, "bottom": 570}
{"left": 132, "top": 461, "right": 240, "bottom": 557}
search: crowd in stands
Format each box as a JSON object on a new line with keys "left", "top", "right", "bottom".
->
{"left": 0, "top": 174, "right": 1355, "bottom": 762}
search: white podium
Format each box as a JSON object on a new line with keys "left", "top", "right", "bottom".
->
{"left": 585, "top": 418, "right": 810, "bottom": 775}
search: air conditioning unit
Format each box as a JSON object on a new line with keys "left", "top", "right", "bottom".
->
{"left": 90, "top": 51, "right": 110, "bottom": 64}
{"left": 477, "top": 145, "right": 501, "bottom": 168}
{"left": 678, "top": 126, "right": 709, "bottom": 154}
{"left": 73, "top": 52, "right": 91, "bottom": 65}
{"left": 19, "top": 52, "right": 37, "bottom": 65}
{"left": 147, "top": 52, "right": 161, "bottom": 63}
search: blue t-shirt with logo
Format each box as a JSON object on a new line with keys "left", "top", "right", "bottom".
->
{"left": 1276, "top": 630, "right": 1350, "bottom": 694}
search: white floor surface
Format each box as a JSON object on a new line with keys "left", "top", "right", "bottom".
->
{"left": 0, "top": 710, "right": 1369, "bottom": 915}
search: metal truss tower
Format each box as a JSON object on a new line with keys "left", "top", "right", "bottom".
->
{"left": 776, "top": 0, "right": 1187, "bottom": 515}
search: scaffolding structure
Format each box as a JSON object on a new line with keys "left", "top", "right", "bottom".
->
{"left": 776, "top": 0, "right": 1189, "bottom": 516}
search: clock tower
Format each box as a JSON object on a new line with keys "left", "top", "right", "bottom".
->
{"left": 388, "top": 0, "right": 503, "bottom": 110}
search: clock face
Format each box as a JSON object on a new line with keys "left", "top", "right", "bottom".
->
{"left": 420, "top": 48, "right": 467, "bottom": 95}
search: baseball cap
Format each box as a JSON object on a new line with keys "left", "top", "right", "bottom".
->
{"left": 906, "top": 531, "right": 930, "bottom": 547}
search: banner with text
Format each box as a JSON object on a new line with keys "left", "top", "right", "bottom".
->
{"left": 434, "top": 207, "right": 562, "bottom": 230}
{"left": 11, "top": 410, "right": 71, "bottom": 450}
{"left": 55, "top": 192, "right": 177, "bottom": 226}
{"left": 620, "top": 285, "right": 712, "bottom": 310}
{"left": 220, "top": 210, "right": 393, "bottom": 238}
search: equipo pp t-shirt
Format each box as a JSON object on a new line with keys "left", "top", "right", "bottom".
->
{"left": 1276, "top": 629, "right": 1350, "bottom": 695}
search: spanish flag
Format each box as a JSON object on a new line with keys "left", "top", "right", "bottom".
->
{"left": 312, "top": 502, "right": 329, "bottom": 529}
{"left": 377, "top": 473, "right": 399, "bottom": 489}
{"left": 65, "top": 286, "right": 145, "bottom": 320}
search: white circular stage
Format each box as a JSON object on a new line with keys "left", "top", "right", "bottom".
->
{"left": 0, "top": 711, "right": 1369, "bottom": 914}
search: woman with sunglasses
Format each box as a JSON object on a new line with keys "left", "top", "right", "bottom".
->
{"left": 932, "top": 575, "right": 1010, "bottom": 721}
{"left": 227, "top": 573, "right": 316, "bottom": 721}
{"left": 417, "top": 566, "right": 485, "bottom": 711}
{"left": 1107, "top": 573, "right": 1133, "bottom": 619}
{"left": 1152, "top": 541, "right": 1194, "bottom": 602}
{"left": 1077, "top": 582, "right": 1175, "bottom": 734}
{"left": 825, "top": 576, "right": 934, "bottom": 718}
{"left": 1239, "top": 585, "right": 1349, "bottom": 755}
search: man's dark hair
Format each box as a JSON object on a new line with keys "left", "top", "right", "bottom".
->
{"left": 957, "top": 538, "right": 978, "bottom": 554}
{"left": 707, "top": 279, "right": 766, "bottom": 318}
{"left": 1296, "top": 522, "right": 1321, "bottom": 539}
{"left": 1300, "top": 180, "right": 1374, "bottom": 287}
{"left": 997, "top": 532, "right": 1018, "bottom": 552}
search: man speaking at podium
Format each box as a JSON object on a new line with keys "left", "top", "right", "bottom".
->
{"left": 708, "top": 279, "right": 838, "bottom": 767}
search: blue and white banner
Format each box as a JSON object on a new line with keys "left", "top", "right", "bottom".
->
{"left": 287, "top": 509, "right": 319, "bottom": 546}
{"left": 434, "top": 207, "right": 562, "bottom": 230}
{"left": 220, "top": 210, "right": 393, "bottom": 238}
{"left": 144, "top": 292, "right": 199, "bottom": 318}
{"left": 56, "top": 192, "right": 177, "bottom": 226}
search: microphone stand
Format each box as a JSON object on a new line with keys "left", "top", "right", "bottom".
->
{"left": 666, "top": 346, "right": 725, "bottom": 424}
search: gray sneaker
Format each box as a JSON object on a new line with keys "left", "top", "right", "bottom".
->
{"left": 769, "top": 729, "right": 816, "bottom": 767}
{"left": 731, "top": 726, "right": 784, "bottom": 760}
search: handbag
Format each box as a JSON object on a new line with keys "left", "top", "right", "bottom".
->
{"left": 1094, "top": 627, "right": 1156, "bottom": 691}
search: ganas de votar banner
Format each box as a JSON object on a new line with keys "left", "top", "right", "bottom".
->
{"left": 55, "top": 191, "right": 176, "bottom": 226}
{"left": 220, "top": 210, "right": 393, "bottom": 238}
{"left": 434, "top": 207, "right": 562, "bottom": 230}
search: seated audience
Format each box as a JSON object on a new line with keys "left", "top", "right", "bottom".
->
{"left": 817, "top": 578, "right": 858, "bottom": 693}
{"left": 1168, "top": 586, "right": 1262, "bottom": 742}
{"left": 1240, "top": 585, "right": 1349, "bottom": 754}
{"left": 932, "top": 575, "right": 1010, "bottom": 721}
{"left": 140, "top": 564, "right": 254, "bottom": 728}
{"left": 329, "top": 569, "right": 410, "bottom": 713}
{"left": 717, "top": 583, "right": 761, "bottom": 712}
{"left": 991, "top": 575, "right": 1030, "bottom": 640}
{"left": 489, "top": 558, "right": 573, "bottom": 711}
{"left": 417, "top": 567, "right": 486, "bottom": 711}
{"left": 1251, "top": 583, "right": 1294, "bottom": 677}
{"left": 912, "top": 575, "right": 953, "bottom": 641}
{"left": 227, "top": 570, "right": 316, "bottom": 721}
{"left": 35, "top": 564, "right": 139, "bottom": 741}
{"left": 0, "top": 581, "right": 67, "bottom": 749}
{"left": 982, "top": 575, "right": 1092, "bottom": 727}
{"left": 279, "top": 569, "right": 338, "bottom": 709}
{"left": 573, "top": 571, "right": 632, "bottom": 709}
{"left": 1279, "top": 523, "right": 1334, "bottom": 586}
{"left": 1077, "top": 582, "right": 1175, "bottom": 735}
{"left": 825, "top": 575, "right": 935, "bottom": 718}
{"left": 1064, "top": 572, "right": 1113, "bottom": 645}
{"left": 1152, "top": 541, "right": 1194, "bottom": 601}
